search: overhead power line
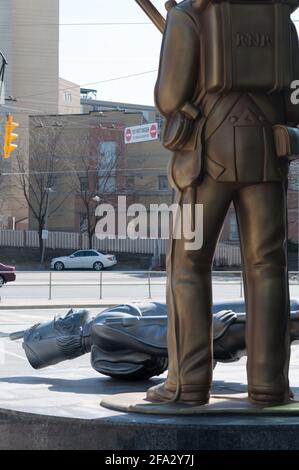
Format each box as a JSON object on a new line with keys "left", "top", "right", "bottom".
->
{"left": 13, "top": 70, "right": 158, "bottom": 101}
{"left": 1, "top": 19, "right": 298, "bottom": 25}
{"left": 0, "top": 22, "right": 152, "bottom": 27}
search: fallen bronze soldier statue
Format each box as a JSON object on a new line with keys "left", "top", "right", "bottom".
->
{"left": 5, "top": 299, "right": 299, "bottom": 381}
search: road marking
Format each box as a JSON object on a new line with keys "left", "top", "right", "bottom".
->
{"left": 0, "top": 344, "right": 4, "bottom": 365}
{"left": 2, "top": 350, "right": 28, "bottom": 361}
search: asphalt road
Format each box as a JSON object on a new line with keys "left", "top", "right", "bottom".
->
{"left": 0, "top": 271, "right": 165, "bottom": 301}
{"left": 1, "top": 270, "right": 299, "bottom": 303}
{"left": 0, "top": 307, "right": 299, "bottom": 420}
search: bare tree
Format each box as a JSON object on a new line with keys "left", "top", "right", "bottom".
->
{"left": 67, "top": 135, "right": 120, "bottom": 248}
{"left": 14, "top": 124, "right": 72, "bottom": 257}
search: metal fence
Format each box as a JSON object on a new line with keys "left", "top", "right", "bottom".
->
{"left": 1, "top": 270, "right": 298, "bottom": 302}
{"left": 0, "top": 229, "right": 242, "bottom": 266}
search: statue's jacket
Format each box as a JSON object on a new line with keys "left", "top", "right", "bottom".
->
{"left": 155, "top": 0, "right": 299, "bottom": 188}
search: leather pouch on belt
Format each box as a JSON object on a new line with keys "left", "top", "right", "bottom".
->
{"left": 163, "top": 112, "right": 196, "bottom": 151}
{"left": 273, "top": 125, "right": 299, "bottom": 161}
{"left": 167, "top": 116, "right": 206, "bottom": 191}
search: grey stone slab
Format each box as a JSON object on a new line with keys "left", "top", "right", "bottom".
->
{"left": 136, "top": 427, "right": 178, "bottom": 450}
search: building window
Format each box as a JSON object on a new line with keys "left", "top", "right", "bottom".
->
{"left": 125, "top": 176, "right": 135, "bottom": 191}
{"left": 98, "top": 141, "right": 117, "bottom": 171}
{"left": 99, "top": 175, "right": 116, "bottom": 193}
{"left": 229, "top": 212, "right": 239, "bottom": 241}
{"left": 64, "top": 91, "right": 72, "bottom": 102}
{"left": 158, "top": 175, "right": 169, "bottom": 191}
{"left": 79, "top": 176, "right": 88, "bottom": 192}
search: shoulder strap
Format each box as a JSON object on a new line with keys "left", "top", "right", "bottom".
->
{"left": 248, "top": 92, "right": 283, "bottom": 124}
{"left": 270, "top": 3, "right": 293, "bottom": 93}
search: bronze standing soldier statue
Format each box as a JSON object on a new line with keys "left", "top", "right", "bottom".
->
{"left": 141, "top": 0, "right": 299, "bottom": 407}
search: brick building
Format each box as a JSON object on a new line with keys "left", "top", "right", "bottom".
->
{"left": 28, "top": 109, "right": 172, "bottom": 234}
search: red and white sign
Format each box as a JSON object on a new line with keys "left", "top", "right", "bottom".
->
{"left": 125, "top": 127, "right": 132, "bottom": 143}
{"left": 124, "top": 123, "right": 158, "bottom": 144}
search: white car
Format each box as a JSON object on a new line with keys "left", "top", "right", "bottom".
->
{"left": 51, "top": 250, "right": 117, "bottom": 271}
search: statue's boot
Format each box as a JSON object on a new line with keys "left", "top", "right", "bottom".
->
{"left": 248, "top": 389, "right": 292, "bottom": 407}
{"left": 146, "top": 382, "right": 209, "bottom": 406}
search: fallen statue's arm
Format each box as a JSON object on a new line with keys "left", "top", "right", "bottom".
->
{"left": 5, "top": 300, "right": 299, "bottom": 381}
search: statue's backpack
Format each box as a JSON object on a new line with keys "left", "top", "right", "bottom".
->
{"left": 199, "top": 0, "right": 299, "bottom": 93}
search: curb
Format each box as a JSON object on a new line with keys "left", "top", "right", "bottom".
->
{"left": 0, "top": 298, "right": 153, "bottom": 310}
{"left": 0, "top": 304, "right": 117, "bottom": 310}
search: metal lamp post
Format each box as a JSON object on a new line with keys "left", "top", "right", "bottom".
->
{"left": 40, "top": 187, "right": 54, "bottom": 264}
{"left": 92, "top": 195, "right": 102, "bottom": 204}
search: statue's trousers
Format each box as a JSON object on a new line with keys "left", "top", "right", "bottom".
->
{"left": 166, "top": 175, "right": 290, "bottom": 402}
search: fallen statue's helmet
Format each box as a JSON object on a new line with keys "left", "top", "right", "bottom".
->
{"left": 22, "top": 309, "right": 91, "bottom": 369}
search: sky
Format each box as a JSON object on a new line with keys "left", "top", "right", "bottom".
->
{"left": 59, "top": 0, "right": 299, "bottom": 107}
{"left": 59, "top": 0, "right": 167, "bottom": 106}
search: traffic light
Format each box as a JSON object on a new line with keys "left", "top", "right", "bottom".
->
{"left": 3, "top": 115, "right": 18, "bottom": 159}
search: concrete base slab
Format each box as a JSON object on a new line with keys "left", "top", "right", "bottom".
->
{"left": 101, "top": 392, "right": 299, "bottom": 415}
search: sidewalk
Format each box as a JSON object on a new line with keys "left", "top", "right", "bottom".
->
{"left": 0, "top": 298, "right": 131, "bottom": 310}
